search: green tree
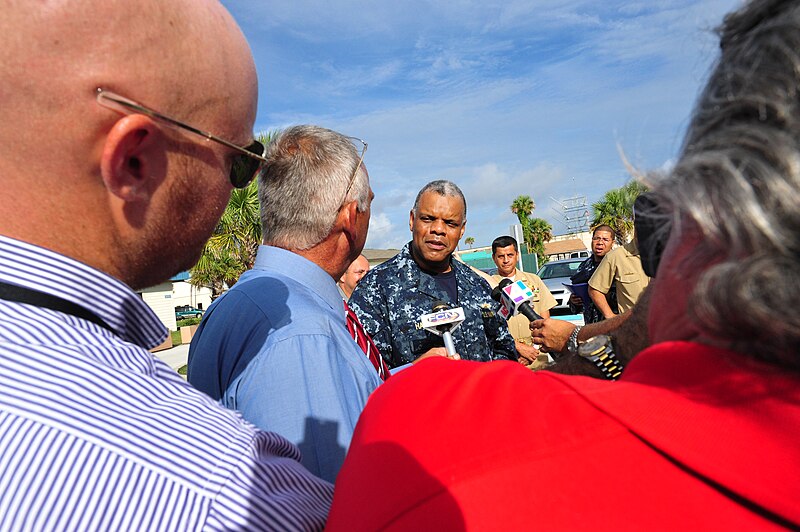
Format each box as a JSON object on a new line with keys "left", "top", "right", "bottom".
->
{"left": 510, "top": 195, "right": 535, "bottom": 251}
{"left": 527, "top": 217, "right": 553, "bottom": 265}
{"left": 509, "top": 195, "right": 551, "bottom": 267}
{"left": 190, "top": 131, "right": 274, "bottom": 297}
{"left": 510, "top": 195, "right": 535, "bottom": 222}
{"left": 591, "top": 180, "right": 648, "bottom": 244}
{"left": 465, "top": 236, "right": 475, "bottom": 249}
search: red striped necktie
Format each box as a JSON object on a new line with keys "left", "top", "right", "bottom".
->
{"left": 344, "top": 300, "right": 389, "bottom": 381}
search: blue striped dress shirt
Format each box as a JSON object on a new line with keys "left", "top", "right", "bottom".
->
{"left": 0, "top": 235, "right": 332, "bottom": 530}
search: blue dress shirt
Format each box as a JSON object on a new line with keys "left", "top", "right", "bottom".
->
{"left": 188, "top": 246, "right": 382, "bottom": 482}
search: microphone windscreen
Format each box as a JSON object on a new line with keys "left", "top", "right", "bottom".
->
{"left": 491, "top": 278, "right": 512, "bottom": 302}
{"left": 432, "top": 300, "right": 449, "bottom": 312}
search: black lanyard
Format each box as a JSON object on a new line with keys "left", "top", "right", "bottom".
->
{"left": 0, "top": 280, "right": 115, "bottom": 334}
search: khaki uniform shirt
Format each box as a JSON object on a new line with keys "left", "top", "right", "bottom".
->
{"left": 490, "top": 270, "right": 556, "bottom": 345}
{"left": 588, "top": 240, "right": 650, "bottom": 314}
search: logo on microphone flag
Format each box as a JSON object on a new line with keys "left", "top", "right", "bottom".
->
{"left": 499, "top": 280, "right": 534, "bottom": 318}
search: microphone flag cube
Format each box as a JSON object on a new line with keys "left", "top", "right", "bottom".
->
{"left": 498, "top": 280, "right": 534, "bottom": 319}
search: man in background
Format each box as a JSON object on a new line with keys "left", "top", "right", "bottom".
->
{"left": 188, "top": 126, "right": 384, "bottom": 482}
{"left": 349, "top": 180, "right": 517, "bottom": 367}
{"left": 327, "top": 0, "right": 800, "bottom": 528}
{"left": 588, "top": 231, "right": 649, "bottom": 317}
{"left": 338, "top": 254, "right": 370, "bottom": 300}
{"left": 489, "top": 235, "right": 555, "bottom": 366}
{"left": 568, "top": 225, "right": 618, "bottom": 322}
{"left": 0, "top": 1, "right": 331, "bottom": 529}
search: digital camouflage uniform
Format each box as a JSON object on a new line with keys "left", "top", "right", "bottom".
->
{"left": 348, "top": 243, "right": 518, "bottom": 368}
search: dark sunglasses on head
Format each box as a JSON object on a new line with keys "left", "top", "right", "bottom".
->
{"left": 95, "top": 88, "right": 267, "bottom": 188}
{"left": 633, "top": 192, "right": 671, "bottom": 278}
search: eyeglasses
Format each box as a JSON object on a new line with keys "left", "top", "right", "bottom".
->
{"left": 337, "top": 136, "right": 368, "bottom": 209}
{"left": 95, "top": 88, "right": 267, "bottom": 188}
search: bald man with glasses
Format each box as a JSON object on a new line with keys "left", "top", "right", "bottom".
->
{"left": 0, "top": 0, "right": 331, "bottom": 529}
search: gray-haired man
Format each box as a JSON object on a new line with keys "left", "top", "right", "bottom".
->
{"left": 188, "top": 125, "right": 384, "bottom": 483}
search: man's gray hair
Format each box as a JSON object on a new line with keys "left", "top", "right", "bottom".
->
{"left": 412, "top": 180, "right": 467, "bottom": 220}
{"left": 649, "top": 0, "right": 800, "bottom": 368}
{"left": 259, "top": 125, "right": 370, "bottom": 250}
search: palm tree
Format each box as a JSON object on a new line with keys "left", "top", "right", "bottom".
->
{"left": 527, "top": 217, "right": 553, "bottom": 267}
{"left": 510, "top": 195, "right": 535, "bottom": 251}
{"left": 190, "top": 131, "right": 275, "bottom": 297}
{"left": 510, "top": 195, "right": 535, "bottom": 222}
{"left": 190, "top": 253, "right": 244, "bottom": 297}
{"left": 509, "top": 195, "right": 551, "bottom": 266}
{"left": 465, "top": 237, "right": 475, "bottom": 249}
{"left": 591, "top": 180, "right": 648, "bottom": 244}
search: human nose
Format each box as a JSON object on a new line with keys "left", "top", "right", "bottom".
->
{"left": 430, "top": 220, "right": 446, "bottom": 234}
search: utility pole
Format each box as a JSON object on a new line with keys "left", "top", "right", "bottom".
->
{"left": 551, "top": 194, "right": 590, "bottom": 234}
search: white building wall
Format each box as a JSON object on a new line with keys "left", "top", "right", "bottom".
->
{"left": 171, "top": 281, "right": 212, "bottom": 312}
{"left": 139, "top": 281, "right": 213, "bottom": 331}
{"left": 141, "top": 282, "right": 178, "bottom": 331}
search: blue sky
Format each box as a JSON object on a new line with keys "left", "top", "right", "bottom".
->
{"left": 220, "top": 0, "right": 739, "bottom": 250}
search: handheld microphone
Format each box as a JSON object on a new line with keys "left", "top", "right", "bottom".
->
{"left": 491, "top": 278, "right": 543, "bottom": 322}
{"left": 418, "top": 301, "right": 466, "bottom": 358}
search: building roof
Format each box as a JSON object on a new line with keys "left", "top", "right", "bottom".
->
{"left": 543, "top": 238, "right": 587, "bottom": 256}
{"left": 362, "top": 248, "right": 401, "bottom": 262}
{"left": 170, "top": 271, "right": 191, "bottom": 282}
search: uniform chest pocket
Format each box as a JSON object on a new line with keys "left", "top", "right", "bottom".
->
{"left": 618, "top": 272, "right": 642, "bottom": 285}
{"left": 398, "top": 322, "right": 441, "bottom": 356}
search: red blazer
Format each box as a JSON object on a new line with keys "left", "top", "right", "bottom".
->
{"left": 328, "top": 342, "right": 800, "bottom": 530}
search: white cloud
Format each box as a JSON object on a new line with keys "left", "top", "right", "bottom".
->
{"left": 223, "top": 0, "right": 741, "bottom": 251}
{"left": 315, "top": 60, "right": 406, "bottom": 95}
{"left": 365, "top": 212, "right": 406, "bottom": 249}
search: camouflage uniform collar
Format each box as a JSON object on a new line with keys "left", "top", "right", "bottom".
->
{"left": 396, "top": 243, "right": 481, "bottom": 304}
{"left": 403, "top": 242, "right": 459, "bottom": 275}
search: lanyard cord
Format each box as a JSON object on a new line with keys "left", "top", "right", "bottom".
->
{"left": 0, "top": 280, "right": 115, "bottom": 334}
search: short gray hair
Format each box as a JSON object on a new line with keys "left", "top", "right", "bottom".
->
{"left": 259, "top": 125, "right": 370, "bottom": 250}
{"left": 412, "top": 180, "right": 467, "bottom": 220}
{"left": 649, "top": 0, "right": 800, "bottom": 368}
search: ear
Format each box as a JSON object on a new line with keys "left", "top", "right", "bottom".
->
{"left": 99, "top": 115, "right": 167, "bottom": 202}
{"left": 340, "top": 200, "right": 360, "bottom": 241}
{"left": 459, "top": 220, "right": 466, "bottom": 240}
{"left": 409, "top": 209, "right": 415, "bottom": 232}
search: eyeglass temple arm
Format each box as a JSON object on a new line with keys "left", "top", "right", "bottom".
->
{"left": 95, "top": 88, "right": 268, "bottom": 162}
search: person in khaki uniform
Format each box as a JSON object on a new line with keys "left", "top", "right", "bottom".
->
{"left": 490, "top": 236, "right": 556, "bottom": 367}
{"left": 588, "top": 236, "right": 650, "bottom": 317}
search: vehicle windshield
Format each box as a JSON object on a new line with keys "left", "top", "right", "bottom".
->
{"left": 538, "top": 261, "right": 582, "bottom": 279}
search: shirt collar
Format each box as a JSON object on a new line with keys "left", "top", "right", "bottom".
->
{"left": 252, "top": 245, "right": 342, "bottom": 312}
{"left": 0, "top": 235, "right": 167, "bottom": 348}
{"left": 402, "top": 242, "right": 459, "bottom": 274}
{"left": 623, "top": 239, "right": 640, "bottom": 256}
